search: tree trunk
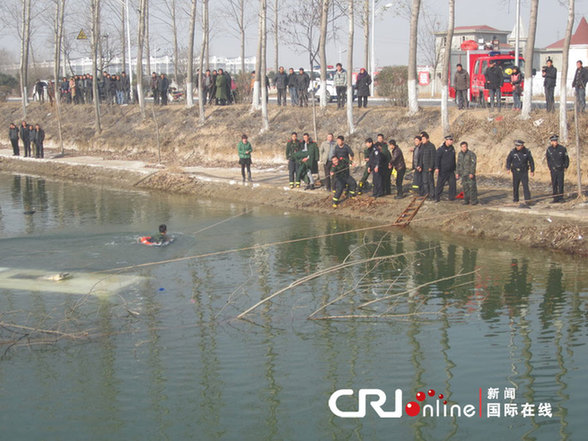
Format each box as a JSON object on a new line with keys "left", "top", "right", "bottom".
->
{"left": 145, "top": 0, "right": 152, "bottom": 79}
{"left": 559, "top": 0, "right": 574, "bottom": 142}
{"left": 171, "top": 0, "right": 180, "bottom": 83}
{"left": 251, "top": 0, "right": 263, "bottom": 112}
{"left": 574, "top": 95, "right": 582, "bottom": 198}
{"left": 198, "top": 0, "right": 207, "bottom": 123}
{"left": 521, "top": 0, "right": 539, "bottom": 119}
{"left": 186, "top": 0, "right": 197, "bottom": 108}
{"left": 121, "top": 1, "right": 126, "bottom": 77}
{"left": 318, "top": 0, "right": 329, "bottom": 108}
{"left": 91, "top": 0, "right": 102, "bottom": 132}
{"left": 407, "top": 0, "right": 421, "bottom": 114}
{"left": 241, "top": 0, "right": 246, "bottom": 74}
{"left": 260, "top": 0, "right": 269, "bottom": 132}
{"left": 346, "top": 0, "right": 354, "bottom": 133}
{"left": 204, "top": 1, "right": 210, "bottom": 71}
{"left": 19, "top": 0, "right": 32, "bottom": 117}
{"left": 441, "top": 0, "right": 455, "bottom": 134}
{"left": 274, "top": 0, "right": 278, "bottom": 75}
{"left": 363, "top": 0, "right": 369, "bottom": 72}
{"left": 137, "top": 0, "right": 147, "bottom": 118}
{"left": 53, "top": 0, "right": 66, "bottom": 154}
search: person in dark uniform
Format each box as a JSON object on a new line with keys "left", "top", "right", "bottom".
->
{"left": 506, "top": 139, "right": 535, "bottom": 207}
{"left": 409, "top": 135, "right": 422, "bottom": 193}
{"left": 150, "top": 72, "right": 160, "bottom": 105}
{"left": 287, "top": 68, "right": 299, "bottom": 106}
{"left": 419, "top": 131, "right": 436, "bottom": 198}
{"left": 456, "top": 141, "right": 478, "bottom": 205}
{"left": 20, "top": 121, "right": 30, "bottom": 157}
{"left": 542, "top": 58, "right": 557, "bottom": 113}
{"left": 545, "top": 134, "right": 569, "bottom": 203}
{"left": 286, "top": 132, "right": 301, "bottom": 188}
{"left": 388, "top": 139, "right": 406, "bottom": 199}
{"left": 9, "top": 123, "right": 19, "bottom": 156}
{"left": 238, "top": 134, "right": 253, "bottom": 182}
{"left": 358, "top": 138, "right": 375, "bottom": 194}
{"left": 333, "top": 135, "right": 354, "bottom": 162}
{"left": 330, "top": 156, "right": 357, "bottom": 208}
{"left": 296, "top": 68, "right": 310, "bottom": 107}
{"left": 28, "top": 124, "right": 37, "bottom": 157}
{"left": 34, "top": 124, "right": 45, "bottom": 158}
{"left": 377, "top": 134, "right": 392, "bottom": 195}
{"left": 159, "top": 74, "right": 170, "bottom": 105}
{"left": 367, "top": 139, "right": 386, "bottom": 198}
{"left": 434, "top": 134, "right": 457, "bottom": 202}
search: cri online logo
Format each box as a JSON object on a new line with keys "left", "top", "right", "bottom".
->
{"left": 329, "top": 388, "right": 478, "bottom": 419}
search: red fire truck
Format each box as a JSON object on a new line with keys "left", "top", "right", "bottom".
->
{"left": 449, "top": 50, "right": 525, "bottom": 105}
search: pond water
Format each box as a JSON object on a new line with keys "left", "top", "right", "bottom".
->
{"left": 0, "top": 173, "right": 586, "bottom": 441}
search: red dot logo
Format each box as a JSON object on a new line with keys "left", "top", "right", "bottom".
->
{"left": 405, "top": 401, "right": 421, "bottom": 417}
{"left": 416, "top": 391, "right": 426, "bottom": 401}
{"left": 443, "top": 400, "right": 448, "bottom": 405}
{"left": 438, "top": 393, "right": 444, "bottom": 399}
{"left": 428, "top": 389, "right": 435, "bottom": 397}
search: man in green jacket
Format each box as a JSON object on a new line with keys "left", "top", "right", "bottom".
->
{"left": 294, "top": 133, "right": 318, "bottom": 189}
{"left": 456, "top": 141, "right": 478, "bottom": 205}
{"left": 286, "top": 132, "right": 301, "bottom": 188}
{"left": 238, "top": 134, "right": 253, "bottom": 182}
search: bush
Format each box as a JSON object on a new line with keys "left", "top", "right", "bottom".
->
{"left": 0, "top": 73, "right": 18, "bottom": 101}
{"left": 375, "top": 66, "right": 408, "bottom": 107}
{"left": 233, "top": 72, "right": 252, "bottom": 104}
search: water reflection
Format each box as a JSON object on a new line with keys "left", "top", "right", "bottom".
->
{"left": 0, "top": 173, "right": 586, "bottom": 441}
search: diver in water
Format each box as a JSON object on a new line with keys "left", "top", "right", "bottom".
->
{"left": 151, "top": 224, "right": 170, "bottom": 244}
{"left": 140, "top": 224, "right": 171, "bottom": 246}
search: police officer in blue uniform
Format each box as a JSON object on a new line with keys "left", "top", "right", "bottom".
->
{"left": 506, "top": 140, "right": 535, "bottom": 207}
{"left": 545, "top": 134, "right": 569, "bottom": 203}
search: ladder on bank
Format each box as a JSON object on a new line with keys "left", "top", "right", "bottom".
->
{"left": 393, "top": 195, "right": 427, "bottom": 227}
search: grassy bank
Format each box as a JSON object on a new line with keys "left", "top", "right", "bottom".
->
{"left": 1, "top": 102, "right": 586, "bottom": 186}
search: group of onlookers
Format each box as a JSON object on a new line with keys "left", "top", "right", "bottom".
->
{"left": 8, "top": 121, "right": 45, "bottom": 158}
{"left": 455, "top": 58, "right": 588, "bottom": 112}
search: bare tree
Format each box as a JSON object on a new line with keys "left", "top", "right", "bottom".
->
{"left": 90, "top": 0, "right": 102, "bottom": 132}
{"left": 318, "top": 0, "right": 329, "bottom": 107}
{"left": 559, "top": 0, "right": 574, "bottom": 142}
{"left": 346, "top": 0, "right": 354, "bottom": 133}
{"left": 223, "top": 0, "right": 252, "bottom": 74}
{"left": 137, "top": 0, "right": 147, "bottom": 118}
{"left": 186, "top": 0, "right": 197, "bottom": 108}
{"left": 440, "top": 0, "right": 454, "bottom": 134}
{"left": 521, "top": 0, "right": 538, "bottom": 120}
{"left": 120, "top": 1, "right": 126, "bottom": 75}
{"left": 407, "top": 0, "right": 421, "bottom": 114}
{"left": 53, "top": 0, "right": 66, "bottom": 154}
{"left": 418, "top": 11, "right": 443, "bottom": 96}
{"left": 198, "top": 0, "right": 207, "bottom": 123}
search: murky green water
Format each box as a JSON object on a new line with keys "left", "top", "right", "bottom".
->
{"left": 0, "top": 173, "right": 586, "bottom": 441}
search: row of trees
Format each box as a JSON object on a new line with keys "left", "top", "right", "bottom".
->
{"left": 1, "top": 1, "right": 581, "bottom": 140}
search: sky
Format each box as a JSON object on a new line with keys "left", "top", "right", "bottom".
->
{"left": 0, "top": 0, "right": 587, "bottom": 72}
